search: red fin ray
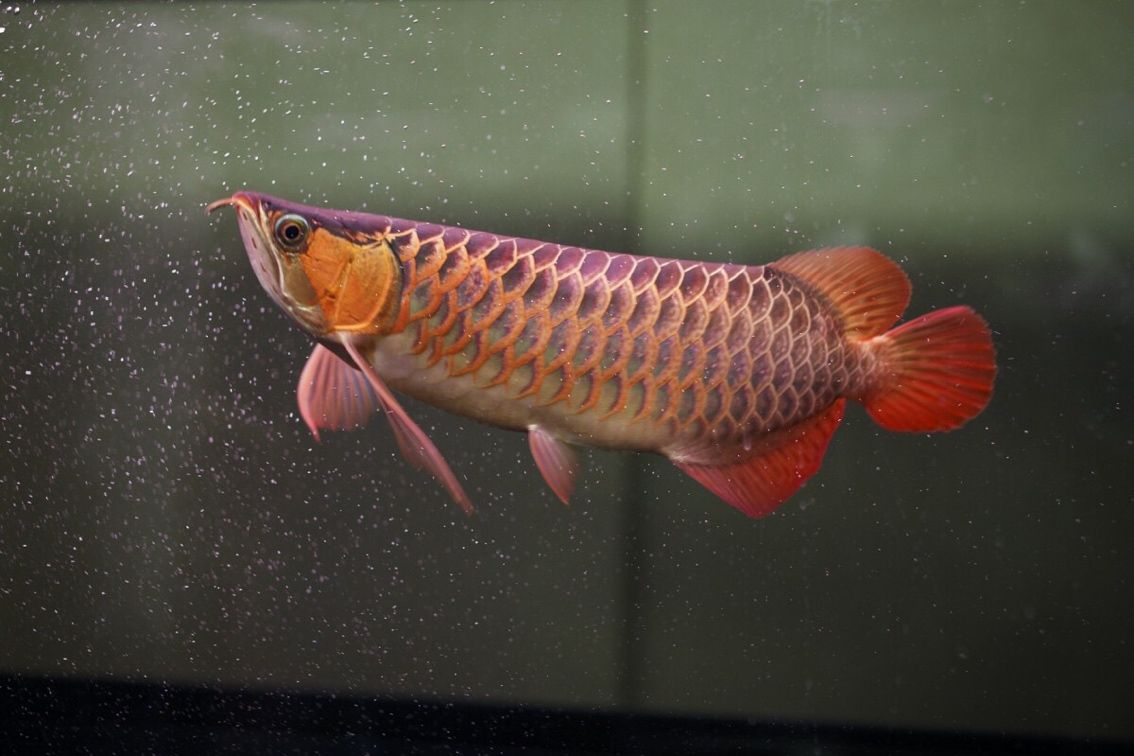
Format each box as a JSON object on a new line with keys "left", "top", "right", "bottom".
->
{"left": 772, "top": 247, "right": 911, "bottom": 338}
{"left": 528, "top": 426, "right": 580, "bottom": 505}
{"left": 339, "top": 338, "right": 474, "bottom": 514}
{"left": 864, "top": 305, "right": 995, "bottom": 432}
{"left": 297, "top": 345, "right": 380, "bottom": 441}
{"left": 671, "top": 399, "right": 846, "bottom": 518}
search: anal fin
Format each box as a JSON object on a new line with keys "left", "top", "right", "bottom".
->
{"left": 672, "top": 399, "right": 846, "bottom": 518}
{"left": 528, "top": 426, "right": 579, "bottom": 505}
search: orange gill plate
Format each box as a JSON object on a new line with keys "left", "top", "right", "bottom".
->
{"left": 208, "top": 192, "right": 996, "bottom": 519}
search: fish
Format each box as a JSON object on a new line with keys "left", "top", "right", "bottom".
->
{"left": 206, "top": 191, "right": 996, "bottom": 518}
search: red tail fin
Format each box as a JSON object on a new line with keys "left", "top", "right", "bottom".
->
{"left": 864, "top": 306, "right": 995, "bottom": 432}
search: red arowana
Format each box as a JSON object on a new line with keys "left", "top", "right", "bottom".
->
{"left": 208, "top": 192, "right": 995, "bottom": 518}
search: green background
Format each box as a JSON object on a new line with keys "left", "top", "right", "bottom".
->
{"left": 2, "top": 0, "right": 1131, "bottom": 741}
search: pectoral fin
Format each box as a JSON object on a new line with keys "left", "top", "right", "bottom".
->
{"left": 297, "top": 345, "right": 379, "bottom": 441}
{"left": 671, "top": 399, "right": 846, "bottom": 518}
{"left": 339, "top": 337, "right": 473, "bottom": 514}
{"left": 528, "top": 426, "right": 579, "bottom": 505}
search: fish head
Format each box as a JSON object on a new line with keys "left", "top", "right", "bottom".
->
{"left": 207, "top": 191, "right": 402, "bottom": 337}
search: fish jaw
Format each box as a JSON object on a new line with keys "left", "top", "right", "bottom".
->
{"left": 208, "top": 192, "right": 327, "bottom": 336}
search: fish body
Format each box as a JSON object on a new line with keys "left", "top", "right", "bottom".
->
{"left": 208, "top": 192, "right": 996, "bottom": 517}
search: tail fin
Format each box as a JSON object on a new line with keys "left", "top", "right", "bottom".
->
{"left": 864, "top": 306, "right": 995, "bottom": 432}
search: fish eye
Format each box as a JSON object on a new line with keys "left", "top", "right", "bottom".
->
{"left": 273, "top": 213, "right": 310, "bottom": 251}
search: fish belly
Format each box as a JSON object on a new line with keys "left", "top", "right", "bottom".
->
{"left": 369, "top": 330, "right": 672, "bottom": 451}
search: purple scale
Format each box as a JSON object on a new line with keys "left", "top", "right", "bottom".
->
{"left": 748, "top": 277, "right": 771, "bottom": 319}
{"left": 409, "top": 278, "right": 436, "bottom": 320}
{"left": 629, "top": 257, "right": 659, "bottom": 292}
{"left": 777, "top": 388, "right": 798, "bottom": 420}
{"left": 729, "top": 385, "right": 752, "bottom": 423}
{"left": 727, "top": 351, "right": 752, "bottom": 389}
{"left": 725, "top": 271, "right": 753, "bottom": 312}
{"left": 771, "top": 355, "right": 793, "bottom": 393}
{"left": 578, "top": 278, "right": 612, "bottom": 321}
{"left": 546, "top": 319, "right": 572, "bottom": 360}
{"left": 500, "top": 256, "right": 535, "bottom": 297}
{"left": 437, "top": 245, "right": 467, "bottom": 288}
{"left": 654, "top": 261, "right": 682, "bottom": 298}
{"left": 411, "top": 235, "right": 445, "bottom": 271}
{"left": 601, "top": 328, "right": 626, "bottom": 372}
{"left": 629, "top": 330, "right": 651, "bottom": 368}
{"left": 604, "top": 254, "right": 635, "bottom": 286}
{"left": 487, "top": 300, "right": 521, "bottom": 348}
{"left": 750, "top": 352, "right": 772, "bottom": 387}
{"left": 413, "top": 222, "right": 444, "bottom": 243}
{"left": 484, "top": 242, "right": 517, "bottom": 274}
{"left": 703, "top": 307, "right": 729, "bottom": 346}
{"left": 770, "top": 327, "right": 791, "bottom": 362}
{"left": 654, "top": 295, "right": 683, "bottom": 338}
{"left": 602, "top": 284, "right": 633, "bottom": 328}
{"left": 470, "top": 280, "right": 503, "bottom": 331}
{"left": 548, "top": 273, "right": 584, "bottom": 322}
{"left": 749, "top": 319, "right": 772, "bottom": 354}
{"left": 429, "top": 294, "right": 450, "bottom": 333}
{"left": 789, "top": 302, "right": 811, "bottom": 333}
{"left": 573, "top": 326, "right": 601, "bottom": 368}
{"left": 702, "top": 269, "right": 729, "bottom": 309}
{"left": 789, "top": 335, "right": 810, "bottom": 367}
{"left": 441, "top": 226, "right": 472, "bottom": 252}
{"left": 792, "top": 362, "right": 814, "bottom": 393}
{"left": 577, "top": 250, "right": 610, "bottom": 282}
{"left": 678, "top": 343, "right": 699, "bottom": 383}
{"left": 515, "top": 237, "right": 546, "bottom": 258}
{"left": 462, "top": 231, "right": 496, "bottom": 258}
{"left": 768, "top": 293, "right": 790, "bottom": 326}
{"left": 626, "top": 287, "right": 660, "bottom": 334}
{"left": 795, "top": 391, "right": 815, "bottom": 419}
{"left": 678, "top": 300, "right": 708, "bottom": 341}
{"left": 703, "top": 385, "right": 723, "bottom": 421}
{"left": 810, "top": 338, "right": 829, "bottom": 368}
{"left": 702, "top": 344, "right": 726, "bottom": 383}
{"left": 531, "top": 242, "right": 558, "bottom": 269}
{"left": 654, "top": 336, "right": 676, "bottom": 378}
{"left": 524, "top": 267, "right": 557, "bottom": 308}
{"left": 726, "top": 316, "right": 752, "bottom": 353}
{"left": 554, "top": 246, "right": 585, "bottom": 276}
{"left": 679, "top": 266, "right": 708, "bottom": 302}
{"left": 454, "top": 265, "right": 488, "bottom": 310}
{"left": 754, "top": 386, "right": 775, "bottom": 422}
{"left": 513, "top": 316, "right": 544, "bottom": 361}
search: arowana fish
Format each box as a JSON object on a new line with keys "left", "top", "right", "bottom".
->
{"left": 206, "top": 192, "right": 995, "bottom": 518}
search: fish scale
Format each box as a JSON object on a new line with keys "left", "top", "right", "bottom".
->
{"left": 209, "top": 191, "right": 995, "bottom": 518}
{"left": 384, "top": 219, "right": 863, "bottom": 462}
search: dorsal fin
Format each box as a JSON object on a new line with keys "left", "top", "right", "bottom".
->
{"left": 771, "top": 247, "right": 911, "bottom": 339}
